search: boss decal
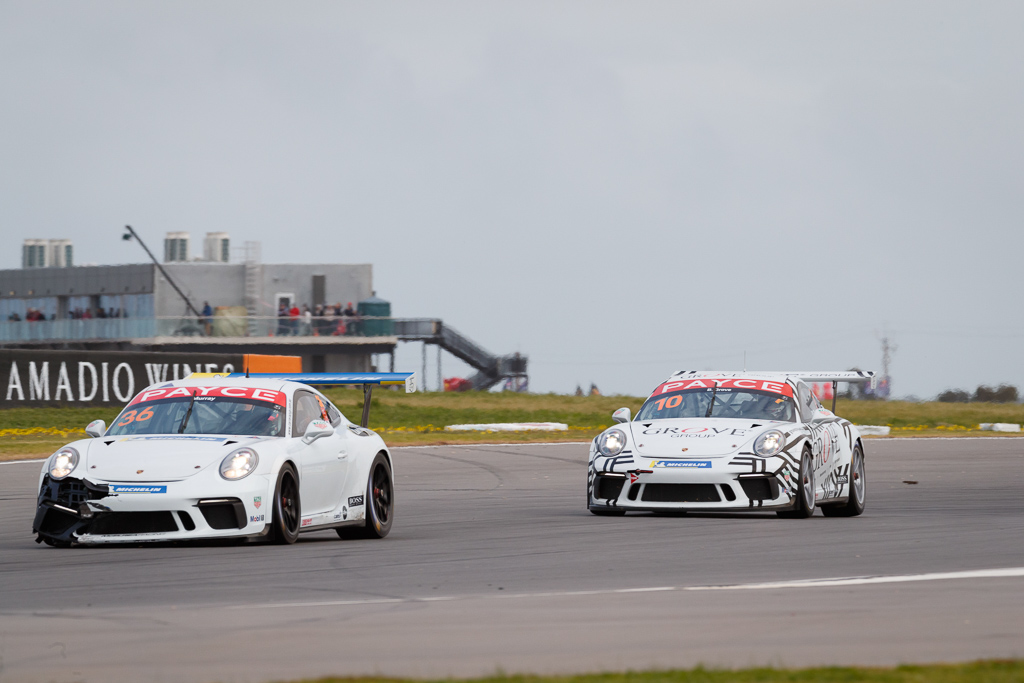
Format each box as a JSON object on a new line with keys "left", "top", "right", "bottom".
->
{"left": 348, "top": 496, "right": 364, "bottom": 507}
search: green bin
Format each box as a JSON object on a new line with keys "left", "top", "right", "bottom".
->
{"left": 357, "top": 295, "right": 393, "bottom": 337}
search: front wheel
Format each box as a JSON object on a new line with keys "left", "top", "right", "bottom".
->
{"left": 337, "top": 453, "right": 394, "bottom": 539}
{"left": 270, "top": 463, "right": 301, "bottom": 544}
{"left": 777, "top": 447, "right": 816, "bottom": 519}
{"left": 822, "top": 443, "right": 866, "bottom": 517}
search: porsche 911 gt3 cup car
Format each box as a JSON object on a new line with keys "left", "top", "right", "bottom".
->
{"left": 33, "top": 371, "right": 416, "bottom": 546}
{"left": 588, "top": 371, "right": 875, "bottom": 518}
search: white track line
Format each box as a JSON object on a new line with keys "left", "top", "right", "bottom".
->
{"left": 233, "top": 568, "right": 1024, "bottom": 610}
{"left": 685, "top": 567, "right": 1024, "bottom": 590}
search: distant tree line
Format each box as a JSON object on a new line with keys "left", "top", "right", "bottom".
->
{"left": 937, "top": 385, "right": 1019, "bottom": 403}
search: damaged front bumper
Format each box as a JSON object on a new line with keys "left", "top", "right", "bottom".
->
{"left": 33, "top": 476, "right": 112, "bottom": 545}
{"left": 33, "top": 475, "right": 269, "bottom": 546}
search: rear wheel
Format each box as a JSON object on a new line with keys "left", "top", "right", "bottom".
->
{"left": 777, "top": 447, "right": 816, "bottom": 518}
{"left": 337, "top": 453, "right": 394, "bottom": 539}
{"left": 270, "top": 464, "right": 301, "bottom": 544}
{"left": 822, "top": 444, "right": 866, "bottom": 517}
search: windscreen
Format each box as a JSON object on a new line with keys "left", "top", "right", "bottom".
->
{"left": 106, "top": 386, "right": 287, "bottom": 437}
{"left": 636, "top": 379, "right": 796, "bottom": 422}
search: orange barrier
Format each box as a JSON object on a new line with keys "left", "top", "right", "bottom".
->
{"left": 243, "top": 354, "right": 302, "bottom": 373}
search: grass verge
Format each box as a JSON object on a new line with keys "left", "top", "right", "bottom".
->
{"left": 284, "top": 660, "right": 1024, "bottom": 683}
{"left": 2, "top": 393, "right": 1024, "bottom": 461}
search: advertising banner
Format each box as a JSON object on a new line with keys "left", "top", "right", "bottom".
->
{"left": 1, "top": 349, "right": 243, "bottom": 408}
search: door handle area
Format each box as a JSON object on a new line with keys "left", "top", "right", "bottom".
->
{"left": 337, "top": 451, "right": 348, "bottom": 459}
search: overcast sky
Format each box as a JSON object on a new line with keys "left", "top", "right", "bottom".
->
{"left": 2, "top": 1, "right": 1023, "bottom": 398}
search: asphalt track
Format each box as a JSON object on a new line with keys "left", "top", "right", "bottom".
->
{"left": 1, "top": 439, "right": 1023, "bottom": 683}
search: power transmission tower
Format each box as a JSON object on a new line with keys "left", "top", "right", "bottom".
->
{"left": 879, "top": 333, "right": 898, "bottom": 398}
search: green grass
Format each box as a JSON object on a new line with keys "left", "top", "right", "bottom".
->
{"left": 282, "top": 660, "right": 1024, "bottom": 683}
{"left": 833, "top": 399, "right": 1024, "bottom": 430}
{"left": 320, "top": 388, "right": 645, "bottom": 432}
{"left": 3, "top": 393, "right": 1024, "bottom": 460}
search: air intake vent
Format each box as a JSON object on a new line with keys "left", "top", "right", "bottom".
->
{"left": 739, "top": 477, "right": 777, "bottom": 501}
{"left": 641, "top": 484, "right": 721, "bottom": 503}
{"left": 87, "top": 512, "right": 178, "bottom": 535}
{"left": 595, "top": 475, "right": 625, "bottom": 501}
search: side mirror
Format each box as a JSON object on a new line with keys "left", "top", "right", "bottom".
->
{"left": 810, "top": 409, "right": 832, "bottom": 424}
{"left": 86, "top": 420, "right": 106, "bottom": 438}
{"left": 302, "top": 420, "right": 335, "bottom": 444}
{"left": 612, "top": 407, "right": 631, "bottom": 424}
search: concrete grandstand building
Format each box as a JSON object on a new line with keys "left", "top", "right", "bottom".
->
{"left": 1, "top": 235, "right": 528, "bottom": 387}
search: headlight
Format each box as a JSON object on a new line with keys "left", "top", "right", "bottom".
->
{"left": 49, "top": 447, "right": 79, "bottom": 480}
{"left": 753, "top": 430, "right": 786, "bottom": 456}
{"left": 598, "top": 429, "right": 627, "bottom": 456}
{"left": 220, "top": 448, "right": 259, "bottom": 480}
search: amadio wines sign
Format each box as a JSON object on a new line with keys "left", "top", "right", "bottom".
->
{"left": 1, "top": 350, "right": 243, "bottom": 407}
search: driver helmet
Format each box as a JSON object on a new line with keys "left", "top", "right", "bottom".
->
{"left": 766, "top": 396, "right": 790, "bottom": 420}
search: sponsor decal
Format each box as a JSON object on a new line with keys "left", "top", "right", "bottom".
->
{"left": 249, "top": 514, "right": 264, "bottom": 523}
{"left": 301, "top": 517, "right": 313, "bottom": 527}
{"left": 348, "top": 495, "right": 364, "bottom": 507}
{"left": 253, "top": 496, "right": 262, "bottom": 509}
{"left": 836, "top": 475, "right": 849, "bottom": 484}
{"left": 129, "top": 386, "right": 287, "bottom": 407}
{"left": 649, "top": 460, "right": 712, "bottom": 469}
{"left": 653, "top": 378, "right": 793, "bottom": 397}
{"left": 342, "top": 506, "right": 348, "bottom": 520}
{"left": 642, "top": 426, "right": 748, "bottom": 438}
{"left": 110, "top": 485, "right": 167, "bottom": 494}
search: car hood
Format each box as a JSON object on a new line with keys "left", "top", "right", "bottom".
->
{"left": 628, "top": 418, "right": 787, "bottom": 458}
{"left": 85, "top": 434, "right": 271, "bottom": 482}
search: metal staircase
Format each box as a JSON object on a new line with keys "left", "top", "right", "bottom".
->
{"left": 243, "top": 241, "right": 263, "bottom": 337}
{"left": 394, "top": 319, "right": 527, "bottom": 390}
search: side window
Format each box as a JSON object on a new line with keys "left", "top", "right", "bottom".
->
{"left": 292, "top": 391, "right": 323, "bottom": 436}
{"left": 315, "top": 394, "right": 343, "bottom": 427}
{"left": 795, "top": 383, "right": 816, "bottom": 423}
{"left": 325, "top": 400, "right": 342, "bottom": 427}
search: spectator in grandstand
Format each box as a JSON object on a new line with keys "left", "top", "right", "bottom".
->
{"left": 201, "top": 301, "right": 213, "bottom": 335}
{"left": 276, "top": 302, "right": 289, "bottom": 336}
{"left": 300, "top": 304, "right": 312, "bottom": 336}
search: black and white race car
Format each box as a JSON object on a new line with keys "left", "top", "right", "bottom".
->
{"left": 588, "top": 371, "right": 875, "bottom": 518}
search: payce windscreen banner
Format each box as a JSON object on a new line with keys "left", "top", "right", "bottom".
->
{"left": 0, "top": 350, "right": 243, "bottom": 407}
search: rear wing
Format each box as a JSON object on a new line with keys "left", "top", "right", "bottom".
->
{"left": 225, "top": 372, "right": 417, "bottom": 393}
{"left": 670, "top": 370, "right": 876, "bottom": 411}
{"left": 781, "top": 371, "right": 876, "bottom": 385}
{"left": 785, "top": 372, "right": 876, "bottom": 412}
{"left": 188, "top": 371, "right": 416, "bottom": 427}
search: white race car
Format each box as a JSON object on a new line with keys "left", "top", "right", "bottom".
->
{"left": 588, "top": 371, "right": 875, "bottom": 518}
{"left": 32, "top": 371, "right": 416, "bottom": 546}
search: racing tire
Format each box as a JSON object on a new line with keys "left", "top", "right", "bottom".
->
{"left": 337, "top": 453, "right": 394, "bottom": 539}
{"left": 777, "top": 447, "right": 816, "bottom": 519}
{"left": 270, "top": 463, "right": 301, "bottom": 544}
{"left": 822, "top": 443, "right": 866, "bottom": 517}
